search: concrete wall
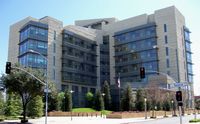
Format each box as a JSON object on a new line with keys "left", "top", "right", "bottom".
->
{"left": 154, "top": 6, "right": 187, "bottom": 83}
{"left": 39, "top": 16, "right": 63, "bottom": 90}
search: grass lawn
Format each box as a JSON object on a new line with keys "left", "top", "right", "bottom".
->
{"left": 72, "top": 108, "right": 96, "bottom": 112}
{"left": 72, "top": 108, "right": 112, "bottom": 115}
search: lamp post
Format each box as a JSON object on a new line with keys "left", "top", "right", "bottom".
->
{"left": 171, "top": 100, "right": 174, "bottom": 116}
{"left": 29, "top": 50, "right": 48, "bottom": 124}
{"left": 144, "top": 98, "right": 147, "bottom": 119}
{"left": 70, "top": 90, "right": 74, "bottom": 121}
{"left": 101, "top": 93, "right": 105, "bottom": 118}
{"left": 155, "top": 106, "right": 157, "bottom": 118}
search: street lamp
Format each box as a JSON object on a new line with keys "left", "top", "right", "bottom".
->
{"left": 101, "top": 93, "right": 105, "bottom": 118}
{"left": 29, "top": 50, "right": 48, "bottom": 124}
{"left": 171, "top": 100, "right": 174, "bottom": 116}
{"left": 155, "top": 106, "right": 157, "bottom": 118}
{"left": 144, "top": 98, "right": 147, "bottom": 119}
{"left": 70, "top": 90, "right": 74, "bottom": 121}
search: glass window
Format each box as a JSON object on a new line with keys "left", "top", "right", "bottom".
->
{"left": 188, "top": 75, "right": 193, "bottom": 82}
{"left": 187, "top": 63, "right": 193, "bottom": 74}
{"left": 164, "top": 24, "right": 167, "bottom": 32}
{"left": 53, "top": 56, "right": 55, "bottom": 66}
{"left": 165, "top": 35, "right": 168, "bottom": 44}
{"left": 184, "top": 31, "right": 190, "bottom": 41}
{"left": 166, "top": 59, "right": 170, "bottom": 68}
{"left": 186, "top": 53, "right": 192, "bottom": 62}
{"left": 53, "top": 69, "right": 55, "bottom": 80}
{"left": 186, "top": 42, "right": 191, "bottom": 51}
{"left": 37, "top": 42, "right": 45, "bottom": 49}
{"left": 54, "top": 31, "right": 56, "bottom": 40}
{"left": 166, "top": 47, "right": 169, "bottom": 56}
{"left": 53, "top": 43, "right": 56, "bottom": 53}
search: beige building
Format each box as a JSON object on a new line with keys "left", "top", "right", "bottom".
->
{"left": 8, "top": 6, "right": 193, "bottom": 107}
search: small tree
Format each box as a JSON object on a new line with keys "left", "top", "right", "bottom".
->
{"left": 85, "top": 92, "right": 94, "bottom": 108}
{"left": 121, "top": 84, "right": 134, "bottom": 111}
{"left": 195, "top": 98, "right": 200, "bottom": 110}
{"left": 156, "top": 101, "right": 162, "bottom": 111}
{"left": 27, "top": 95, "right": 44, "bottom": 118}
{"left": 95, "top": 90, "right": 104, "bottom": 111}
{"left": 1, "top": 67, "right": 44, "bottom": 122}
{"left": 63, "top": 91, "right": 72, "bottom": 111}
{"left": 48, "top": 82, "right": 59, "bottom": 111}
{"left": 163, "top": 100, "right": 171, "bottom": 111}
{"left": 58, "top": 92, "right": 65, "bottom": 111}
{"left": 102, "top": 81, "right": 112, "bottom": 110}
{"left": 5, "top": 93, "right": 22, "bottom": 116}
{"left": 0, "top": 92, "right": 5, "bottom": 115}
{"left": 135, "top": 88, "right": 145, "bottom": 111}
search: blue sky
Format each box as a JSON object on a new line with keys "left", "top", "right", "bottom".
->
{"left": 0, "top": 0, "right": 200, "bottom": 95}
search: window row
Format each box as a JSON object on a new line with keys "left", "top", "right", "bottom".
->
{"left": 20, "top": 26, "right": 48, "bottom": 42}
{"left": 185, "top": 42, "right": 191, "bottom": 52}
{"left": 62, "top": 60, "right": 97, "bottom": 73}
{"left": 184, "top": 31, "right": 190, "bottom": 41}
{"left": 187, "top": 63, "right": 193, "bottom": 74}
{"left": 115, "top": 50, "right": 157, "bottom": 63}
{"left": 116, "top": 61, "right": 158, "bottom": 73}
{"left": 186, "top": 52, "right": 192, "bottom": 63}
{"left": 114, "top": 26, "right": 156, "bottom": 44}
{"left": 19, "top": 40, "right": 47, "bottom": 55}
{"left": 62, "top": 72, "right": 97, "bottom": 84}
{"left": 188, "top": 75, "right": 193, "bottom": 83}
{"left": 115, "top": 38, "right": 156, "bottom": 52}
{"left": 63, "top": 33, "right": 96, "bottom": 51}
{"left": 19, "top": 54, "right": 47, "bottom": 68}
{"left": 63, "top": 47, "right": 96, "bottom": 62}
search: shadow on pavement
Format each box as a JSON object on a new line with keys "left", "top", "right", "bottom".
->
{"left": 0, "top": 122, "right": 33, "bottom": 124}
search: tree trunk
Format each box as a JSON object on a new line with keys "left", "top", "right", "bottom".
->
{"left": 21, "top": 100, "right": 28, "bottom": 123}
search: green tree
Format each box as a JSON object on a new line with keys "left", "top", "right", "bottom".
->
{"left": 195, "top": 98, "right": 200, "bottom": 110}
{"left": 102, "top": 81, "right": 111, "bottom": 110}
{"left": 27, "top": 95, "right": 44, "bottom": 118}
{"left": 48, "top": 82, "right": 59, "bottom": 111}
{"left": 5, "top": 93, "right": 22, "bottom": 116}
{"left": 163, "top": 100, "right": 171, "bottom": 111}
{"left": 62, "top": 91, "right": 72, "bottom": 111}
{"left": 0, "top": 92, "right": 5, "bottom": 115}
{"left": 135, "top": 88, "right": 145, "bottom": 111}
{"left": 121, "top": 85, "right": 134, "bottom": 111}
{"left": 156, "top": 101, "right": 162, "bottom": 110}
{"left": 1, "top": 67, "right": 44, "bottom": 121}
{"left": 85, "top": 92, "right": 94, "bottom": 108}
{"left": 94, "top": 90, "right": 104, "bottom": 111}
{"left": 58, "top": 92, "right": 65, "bottom": 111}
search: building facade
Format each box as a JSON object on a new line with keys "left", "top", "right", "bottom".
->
{"left": 8, "top": 6, "right": 194, "bottom": 107}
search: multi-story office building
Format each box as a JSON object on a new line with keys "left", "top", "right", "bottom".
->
{"left": 8, "top": 6, "right": 193, "bottom": 107}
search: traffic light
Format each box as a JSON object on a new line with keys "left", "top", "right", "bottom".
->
{"left": 140, "top": 67, "right": 145, "bottom": 79}
{"left": 5, "top": 62, "right": 11, "bottom": 74}
{"left": 176, "top": 91, "right": 182, "bottom": 102}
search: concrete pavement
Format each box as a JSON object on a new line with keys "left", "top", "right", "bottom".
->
{"left": 1, "top": 114, "right": 199, "bottom": 124}
{"left": 1, "top": 116, "right": 151, "bottom": 124}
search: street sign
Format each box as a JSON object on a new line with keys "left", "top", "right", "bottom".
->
{"left": 173, "top": 83, "right": 185, "bottom": 87}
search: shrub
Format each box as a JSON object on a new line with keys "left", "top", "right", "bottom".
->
{"left": 27, "top": 95, "right": 44, "bottom": 118}
{"left": 189, "top": 119, "right": 200, "bottom": 123}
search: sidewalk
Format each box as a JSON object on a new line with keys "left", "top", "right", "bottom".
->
{"left": 2, "top": 116, "right": 152, "bottom": 124}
